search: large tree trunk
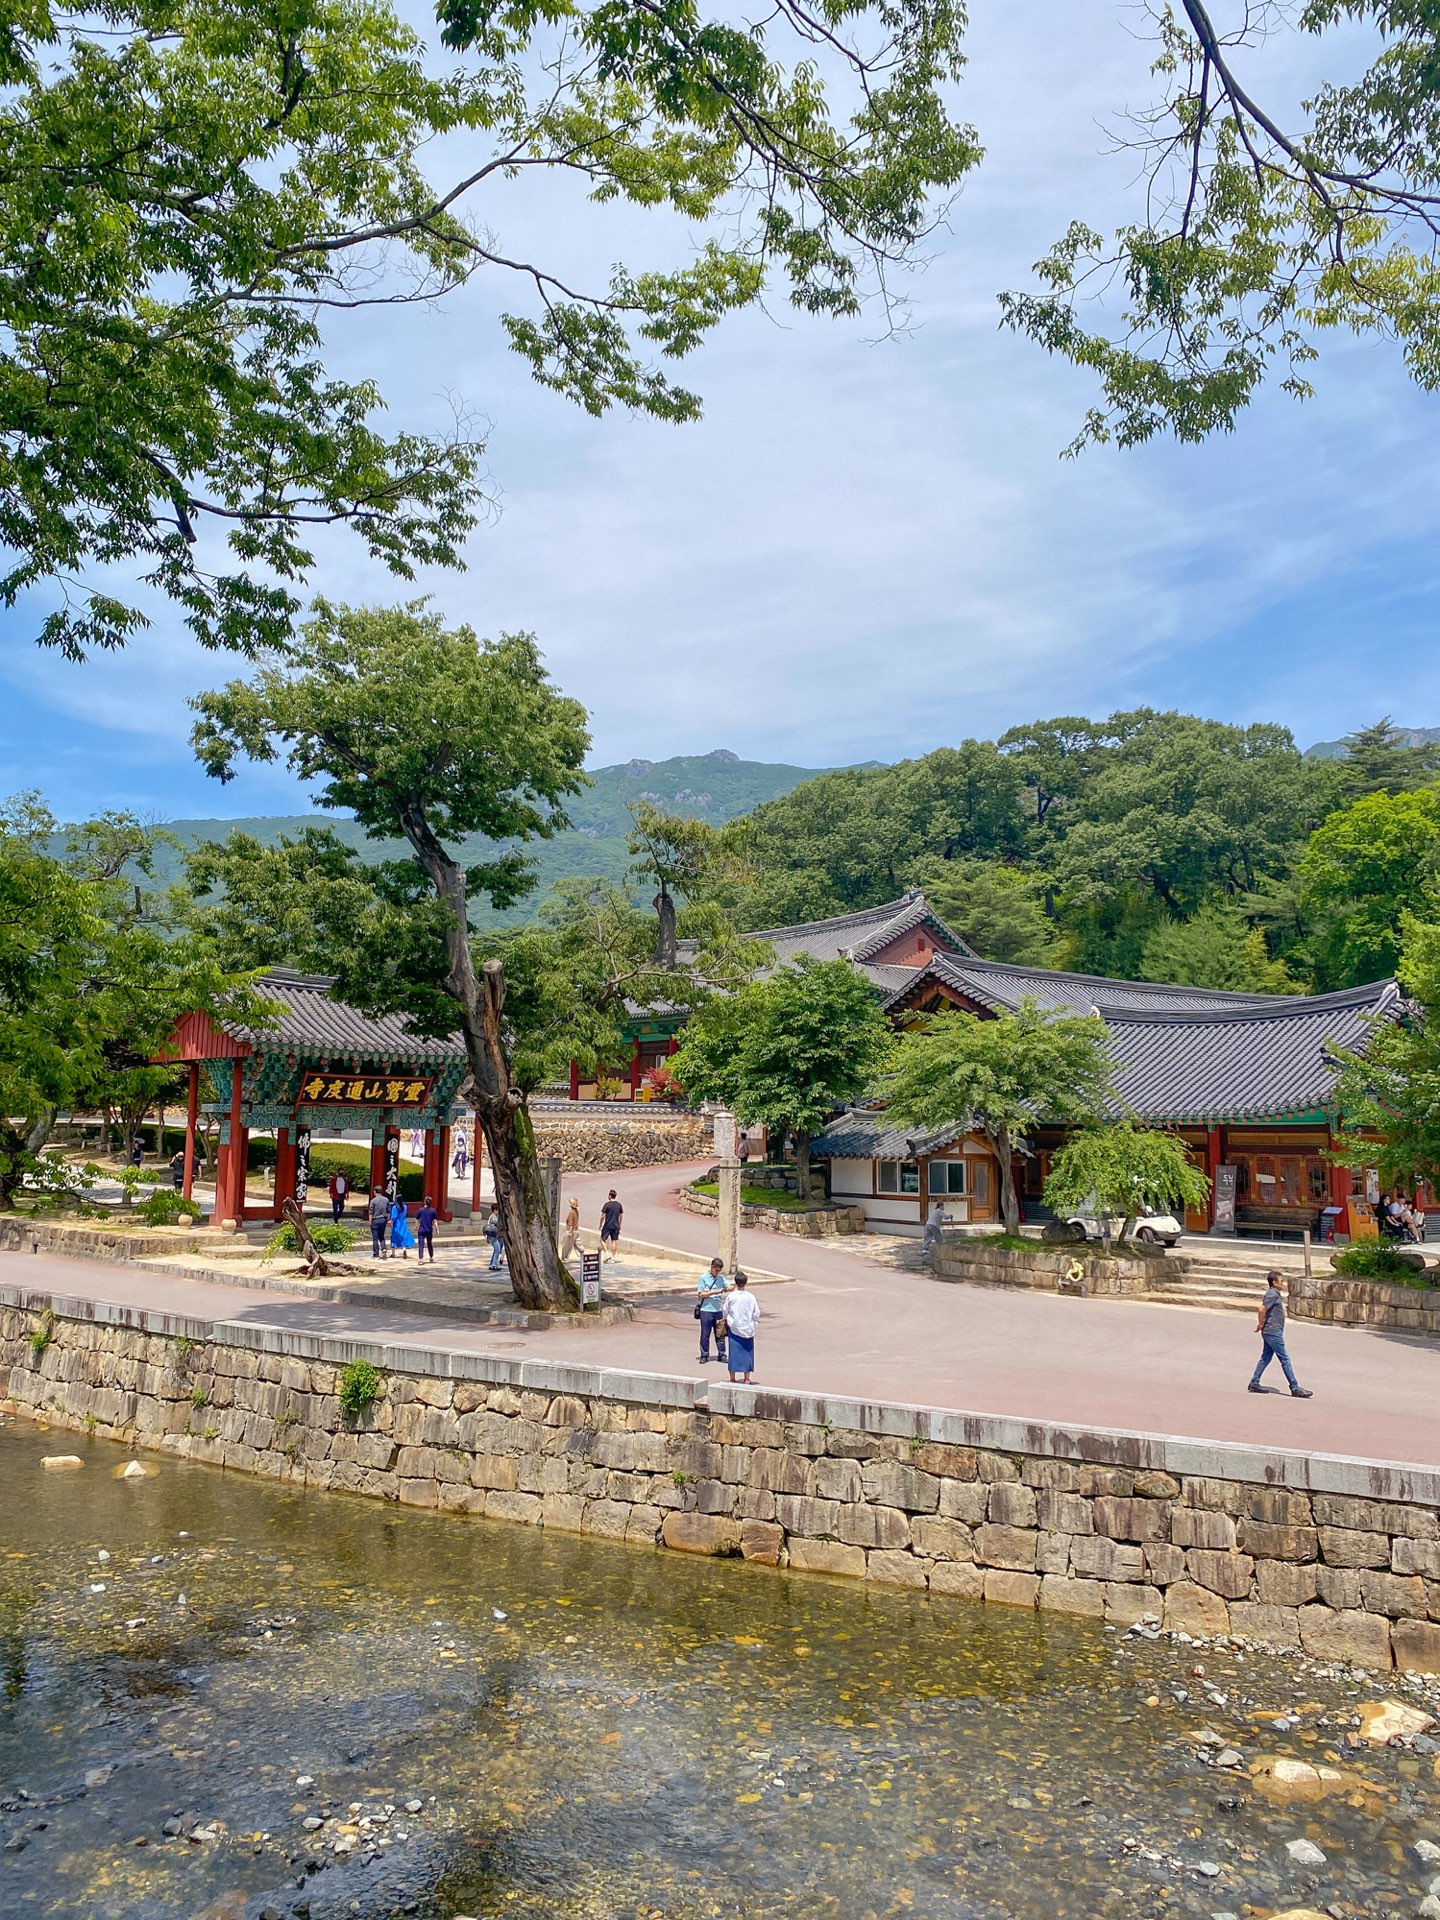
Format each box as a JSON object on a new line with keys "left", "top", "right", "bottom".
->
{"left": 398, "top": 798, "right": 579, "bottom": 1311}
{"left": 991, "top": 1123, "right": 1020, "bottom": 1235}
{"left": 793, "top": 1130, "right": 812, "bottom": 1202}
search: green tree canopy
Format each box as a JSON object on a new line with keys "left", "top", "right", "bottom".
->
{"left": 1139, "top": 902, "right": 1299, "bottom": 995}
{"left": 190, "top": 600, "right": 592, "bottom": 1309}
{"left": 1043, "top": 1121, "right": 1210, "bottom": 1243}
{"left": 1329, "top": 915, "right": 1440, "bottom": 1188}
{"left": 1297, "top": 787, "right": 1440, "bottom": 990}
{"left": 881, "top": 1001, "right": 1114, "bottom": 1234}
{"left": 4, "top": 0, "right": 977, "bottom": 657}
{"left": 669, "top": 955, "right": 891, "bottom": 1198}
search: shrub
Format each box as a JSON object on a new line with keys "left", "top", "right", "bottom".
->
{"left": 245, "top": 1136, "right": 279, "bottom": 1172}
{"left": 265, "top": 1220, "right": 356, "bottom": 1258}
{"left": 301, "top": 1144, "right": 423, "bottom": 1196}
{"left": 137, "top": 1191, "right": 204, "bottom": 1226}
{"left": 26, "top": 1308, "right": 54, "bottom": 1358}
{"left": 338, "top": 1359, "right": 382, "bottom": 1421}
{"left": 1331, "top": 1242, "right": 1430, "bottom": 1284}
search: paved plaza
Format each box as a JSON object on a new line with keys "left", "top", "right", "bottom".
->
{"left": 2, "top": 1157, "right": 1433, "bottom": 1469}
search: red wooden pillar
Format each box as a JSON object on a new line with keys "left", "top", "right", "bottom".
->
{"left": 218, "top": 1058, "right": 246, "bottom": 1225}
{"left": 433, "top": 1125, "right": 452, "bottom": 1222}
{"left": 273, "top": 1127, "right": 296, "bottom": 1221}
{"left": 182, "top": 1062, "right": 199, "bottom": 1200}
{"left": 422, "top": 1128, "right": 441, "bottom": 1202}
{"left": 369, "top": 1129, "right": 387, "bottom": 1198}
{"left": 569, "top": 1058, "right": 580, "bottom": 1100}
{"left": 1206, "top": 1127, "right": 1223, "bottom": 1228}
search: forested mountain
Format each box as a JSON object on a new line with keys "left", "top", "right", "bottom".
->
{"left": 712, "top": 713, "right": 1440, "bottom": 993}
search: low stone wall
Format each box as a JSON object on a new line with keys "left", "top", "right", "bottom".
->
{"left": 1, "top": 1284, "right": 1436, "bottom": 1673}
{"left": 931, "top": 1238, "right": 1164, "bottom": 1296}
{"left": 1290, "top": 1271, "right": 1440, "bottom": 1337}
{"left": 0, "top": 1216, "right": 206, "bottom": 1260}
{"left": 532, "top": 1114, "right": 707, "bottom": 1173}
{"left": 678, "top": 1189, "right": 866, "bottom": 1236}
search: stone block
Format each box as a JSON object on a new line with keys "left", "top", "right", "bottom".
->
{"left": 1186, "top": 1550, "right": 1255, "bottom": 1600}
{"left": 748, "top": 1449, "right": 813, "bottom": 1496}
{"left": 1257, "top": 1560, "right": 1319, "bottom": 1608}
{"left": 1079, "top": 1466, "right": 1133, "bottom": 1497}
{"left": 1070, "top": 1535, "right": 1144, "bottom": 1582}
{"left": 593, "top": 1430, "right": 670, "bottom": 1473}
{"left": 983, "top": 1569, "right": 1040, "bottom": 1610}
{"left": 772, "top": 1494, "right": 839, "bottom": 1537}
{"left": 1298, "top": 1605, "right": 1393, "bottom": 1668}
{"left": 1180, "top": 1476, "right": 1245, "bottom": 1514}
{"left": 929, "top": 1561, "right": 985, "bottom": 1600}
{"left": 545, "top": 1394, "right": 589, "bottom": 1427}
{"left": 695, "top": 1480, "right": 738, "bottom": 1515}
{"left": 974, "top": 1523, "right": 1037, "bottom": 1572}
{"left": 485, "top": 1490, "right": 542, "bottom": 1526}
{"left": 740, "top": 1520, "right": 784, "bottom": 1565}
{"left": 1135, "top": 1469, "right": 1180, "bottom": 1499}
{"left": 868, "top": 1550, "right": 930, "bottom": 1589}
{"left": 1392, "top": 1619, "right": 1440, "bottom": 1673}
{"left": 1036, "top": 1491, "right": 1094, "bottom": 1536}
{"left": 1237, "top": 1519, "right": 1318, "bottom": 1562}
{"left": 1036, "top": 1531, "right": 1072, "bottom": 1575}
{"left": 626, "top": 1506, "right": 664, "bottom": 1545}
{"left": 712, "top": 1414, "right": 781, "bottom": 1448}
{"left": 977, "top": 1453, "right": 1020, "bottom": 1483}
{"left": 1104, "top": 1582, "right": 1163, "bottom": 1626}
{"left": 860, "top": 1460, "right": 940, "bottom": 1513}
{"left": 1170, "top": 1507, "right": 1236, "bottom": 1551}
{"left": 661, "top": 1511, "right": 743, "bottom": 1556}
{"left": 938, "top": 1480, "right": 989, "bottom": 1525}
{"left": 1039, "top": 1575, "right": 1106, "bottom": 1619}
{"left": 836, "top": 1504, "right": 911, "bottom": 1551}
{"left": 1393, "top": 1536, "right": 1440, "bottom": 1578}
{"left": 911, "top": 1442, "right": 979, "bottom": 1479}
{"left": 1228, "top": 1602, "right": 1302, "bottom": 1649}
{"left": 1023, "top": 1458, "right": 1080, "bottom": 1492}
{"left": 814, "top": 1457, "right": 864, "bottom": 1502}
{"left": 1315, "top": 1566, "right": 1362, "bottom": 1609}
{"left": 1317, "top": 1526, "right": 1390, "bottom": 1569}
{"left": 1358, "top": 1570, "right": 1427, "bottom": 1619}
{"left": 1244, "top": 1486, "right": 1311, "bottom": 1524}
{"left": 786, "top": 1538, "right": 867, "bottom": 1579}
{"left": 720, "top": 1446, "right": 751, "bottom": 1484}
{"left": 911, "top": 1516, "right": 975, "bottom": 1563}
{"left": 1142, "top": 1542, "right": 1186, "bottom": 1587}
{"left": 397, "top": 1478, "right": 437, "bottom": 1509}
{"left": 540, "top": 1492, "right": 586, "bottom": 1533}
{"left": 1093, "top": 1497, "right": 1168, "bottom": 1543}
{"left": 823, "top": 1431, "right": 882, "bottom": 1461}
{"left": 1162, "top": 1581, "right": 1230, "bottom": 1637}
{"left": 782, "top": 1422, "right": 829, "bottom": 1457}
{"left": 581, "top": 1499, "right": 633, "bottom": 1539}
{"left": 987, "top": 1482, "right": 1038, "bottom": 1528}
{"left": 436, "top": 1484, "right": 487, "bottom": 1515}
{"left": 470, "top": 1453, "right": 519, "bottom": 1493}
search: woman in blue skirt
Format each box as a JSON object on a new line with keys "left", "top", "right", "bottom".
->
{"left": 389, "top": 1196, "right": 416, "bottom": 1260}
{"left": 722, "top": 1272, "right": 760, "bottom": 1384}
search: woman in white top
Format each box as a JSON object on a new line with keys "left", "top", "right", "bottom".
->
{"left": 723, "top": 1272, "right": 761, "bottom": 1385}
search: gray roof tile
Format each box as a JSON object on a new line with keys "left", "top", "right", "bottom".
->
{"left": 226, "top": 970, "right": 467, "bottom": 1061}
{"left": 755, "top": 890, "right": 975, "bottom": 966}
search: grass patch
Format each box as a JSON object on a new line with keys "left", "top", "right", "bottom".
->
{"left": 1330, "top": 1243, "right": 1433, "bottom": 1287}
{"left": 689, "top": 1180, "right": 811, "bottom": 1212}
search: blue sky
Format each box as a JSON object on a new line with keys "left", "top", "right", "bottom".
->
{"left": 4, "top": 3, "right": 1438, "bottom": 821}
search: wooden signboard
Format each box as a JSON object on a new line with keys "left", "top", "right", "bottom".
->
{"left": 297, "top": 1072, "right": 435, "bottom": 1108}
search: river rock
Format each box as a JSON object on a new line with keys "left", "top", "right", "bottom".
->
{"left": 1355, "top": 1698, "right": 1436, "bottom": 1745}
{"left": 40, "top": 1455, "right": 83, "bottom": 1472}
{"left": 1248, "top": 1756, "right": 1351, "bottom": 1802}
{"left": 187, "top": 1895, "right": 247, "bottom": 1920}
{"left": 1285, "top": 1837, "right": 1326, "bottom": 1867}
{"left": 1418, "top": 1840, "right": 1440, "bottom": 1865}
{"left": 117, "top": 1460, "right": 150, "bottom": 1480}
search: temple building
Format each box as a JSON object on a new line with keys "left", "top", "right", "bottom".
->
{"left": 161, "top": 970, "right": 470, "bottom": 1227}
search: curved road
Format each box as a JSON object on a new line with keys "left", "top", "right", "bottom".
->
{"left": 3, "top": 1159, "right": 1434, "bottom": 1468}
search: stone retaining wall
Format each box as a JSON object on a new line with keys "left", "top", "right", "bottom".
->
{"left": 1290, "top": 1271, "right": 1440, "bottom": 1337}
{"left": 677, "top": 1189, "right": 866, "bottom": 1236}
{"left": 0, "top": 1216, "right": 205, "bottom": 1261}
{"left": 1, "top": 1285, "right": 1437, "bottom": 1674}
{"left": 532, "top": 1114, "right": 707, "bottom": 1173}
{"left": 931, "top": 1238, "right": 1163, "bottom": 1296}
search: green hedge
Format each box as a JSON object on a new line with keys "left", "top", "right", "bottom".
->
{"left": 1331, "top": 1242, "right": 1431, "bottom": 1286}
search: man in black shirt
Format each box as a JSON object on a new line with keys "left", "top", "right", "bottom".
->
{"left": 599, "top": 1190, "right": 623, "bottom": 1258}
{"left": 1248, "top": 1271, "right": 1312, "bottom": 1397}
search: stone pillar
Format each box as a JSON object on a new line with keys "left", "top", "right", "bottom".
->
{"left": 717, "top": 1156, "right": 741, "bottom": 1277}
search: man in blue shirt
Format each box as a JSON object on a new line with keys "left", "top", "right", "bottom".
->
{"left": 1248, "top": 1271, "right": 1312, "bottom": 1397}
{"left": 696, "top": 1257, "right": 729, "bottom": 1364}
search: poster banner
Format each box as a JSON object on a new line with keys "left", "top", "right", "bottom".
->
{"left": 1213, "top": 1164, "right": 1237, "bottom": 1236}
{"left": 383, "top": 1128, "right": 401, "bottom": 1202}
{"left": 294, "top": 1126, "right": 312, "bottom": 1205}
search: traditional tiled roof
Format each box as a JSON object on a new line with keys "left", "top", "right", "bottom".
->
{"left": 225, "top": 970, "right": 467, "bottom": 1062}
{"left": 884, "top": 952, "right": 1281, "bottom": 1019}
{"left": 1106, "top": 981, "right": 1401, "bottom": 1125}
{"left": 812, "top": 1110, "right": 971, "bottom": 1161}
{"left": 753, "top": 890, "right": 975, "bottom": 975}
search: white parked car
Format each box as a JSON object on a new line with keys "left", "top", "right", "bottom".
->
{"left": 1065, "top": 1198, "right": 1184, "bottom": 1248}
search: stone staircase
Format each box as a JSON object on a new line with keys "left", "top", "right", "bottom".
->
{"left": 1142, "top": 1241, "right": 1323, "bottom": 1315}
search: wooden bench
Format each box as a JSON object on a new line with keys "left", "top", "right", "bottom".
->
{"left": 1235, "top": 1205, "right": 1321, "bottom": 1242}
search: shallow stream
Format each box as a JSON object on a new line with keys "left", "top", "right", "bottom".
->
{"left": 0, "top": 1419, "right": 1435, "bottom": 1920}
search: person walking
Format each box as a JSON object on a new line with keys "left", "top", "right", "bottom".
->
{"left": 169, "top": 1149, "right": 186, "bottom": 1191}
{"left": 737, "top": 1129, "right": 751, "bottom": 1167}
{"left": 723, "top": 1272, "right": 760, "bottom": 1384}
{"left": 922, "top": 1201, "right": 949, "bottom": 1261}
{"left": 416, "top": 1193, "right": 438, "bottom": 1263}
{"left": 560, "top": 1194, "right": 581, "bottom": 1264}
{"left": 696, "top": 1257, "right": 730, "bottom": 1363}
{"left": 599, "top": 1189, "right": 623, "bottom": 1258}
{"left": 483, "top": 1204, "right": 506, "bottom": 1272}
{"left": 389, "top": 1196, "right": 416, "bottom": 1260}
{"left": 327, "top": 1169, "right": 349, "bottom": 1223}
{"left": 1247, "top": 1270, "right": 1312, "bottom": 1397}
{"left": 367, "top": 1187, "right": 390, "bottom": 1259}
{"left": 452, "top": 1126, "right": 469, "bottom": 1179}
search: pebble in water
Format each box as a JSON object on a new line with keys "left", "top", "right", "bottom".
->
{"left": 1285, "top": 1837, "right": 1327, "bottom": 1867}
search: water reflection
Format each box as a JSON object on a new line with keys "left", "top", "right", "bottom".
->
{"left": 0, "top": 1420, "right": 1431, "bottom": 1920}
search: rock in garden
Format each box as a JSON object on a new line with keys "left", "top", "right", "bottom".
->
{"left": 40, "top": 1455, "right": 83, "bottom": 1472}
{"left": 1284, "top": 1837, "right": 1326, "bottom": 1867}
{"left": 1355, "top": 1699, "right": 1436, "bottom": 1745}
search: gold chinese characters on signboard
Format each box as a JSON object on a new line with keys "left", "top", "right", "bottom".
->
{"left": 297, "top": 1072, "right": 435, "bottom": 1108}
